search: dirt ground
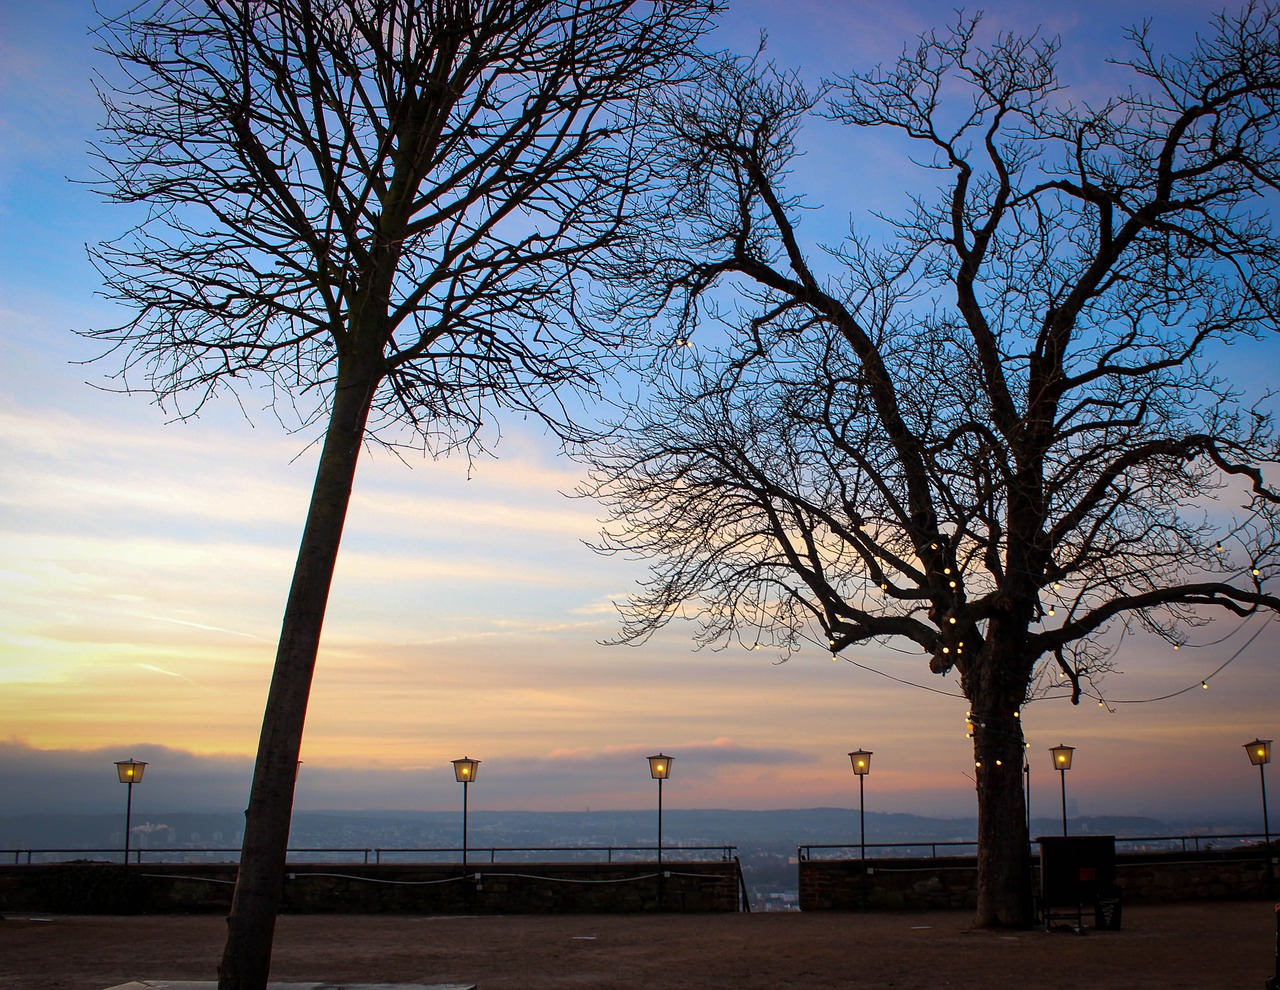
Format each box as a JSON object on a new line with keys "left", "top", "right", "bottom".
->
{"left": 2, "top": 901, "right": 1276, "bottom": 990}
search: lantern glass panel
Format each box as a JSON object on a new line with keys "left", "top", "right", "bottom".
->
{"left": 648, "top": 754, "right": 672, "bottom": 779}
{"left": 1246, "top": 740, "right": 1272, "bottom": 767}
{"left": 1049, "top": 745, "right": 1074, "bottom": 771}
{"left": 849, "top": 750, "right": 872, "bottom": 776}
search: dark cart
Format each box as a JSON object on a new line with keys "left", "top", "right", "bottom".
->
{"left": 1037, "top": 835, "right": 1121, "bottom": 932}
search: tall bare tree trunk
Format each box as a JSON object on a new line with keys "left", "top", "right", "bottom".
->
{"left": 968, "top": 648, "right": 1034, "bottom": 927}
{"left": 218, "top": 361, "right": 379, "bottom": 990}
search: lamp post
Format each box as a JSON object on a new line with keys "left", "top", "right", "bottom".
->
{"left": 1024, "top": 757, "right": 1032, "bottom": 840}
{"left": 114, "top": 759, "right": 147, "bottom": 867}
{"left": 452, "top": 757, "right": 480, "bottom": 883}
{"left": 648, "top": 754, "right": 672, "bottom": 910}
{"left": 1049, "top": 744, "right": 1074, "bottom": 837}
{"left": 1245, "top": 739, "right": 1273, "bottom": 887}
{"left": 849, "top": 749, "right": 872, "bottom": 908}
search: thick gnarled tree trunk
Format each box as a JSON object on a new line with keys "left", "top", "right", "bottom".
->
{"left": 218, "top": 362, "right": 379, "bottom": 990}
{"left": 970, "top": 702, "right": 1033, "bottom": 927}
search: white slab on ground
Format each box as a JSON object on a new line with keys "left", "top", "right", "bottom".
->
{"left": 104, "top": 982, "right": 476, "bottom": 990}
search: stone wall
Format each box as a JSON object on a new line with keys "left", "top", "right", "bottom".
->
{"left": 799, "top": 848, "right": 1274, "bottom": 911}
{"left": 0, "top": 860, "right": 744, "bottom": 915}
{"left": 800, "top": 856, "right": 979, "bottom": 911}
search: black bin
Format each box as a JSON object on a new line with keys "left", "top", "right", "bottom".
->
{"left": 1038, "top": 835, "right": 1120, "bottom": 930}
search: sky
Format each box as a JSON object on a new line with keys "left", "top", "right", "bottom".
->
{"left": 1, "top": 0, "right": 1278, "bottom": 831}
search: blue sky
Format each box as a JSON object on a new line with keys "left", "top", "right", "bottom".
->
{"left": 1, "top": 0, "right": 1277, "bottom": 828}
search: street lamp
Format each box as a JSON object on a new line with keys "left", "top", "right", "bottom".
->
{"left": 1245, "top": 739, "right": 1273, "bottom": 884}
{"left": 849, "top": 749, "right": 872, "bottom": 907}
{"left": 848, "top": 749, "right": 872, "bottom": 862}
{"left": 648, "top": 754, "right": 672, "bottom": 910}
{"left": 1049, "top": 744, "right": 1074, "bottom": 837}
{"left": 114, "top": 759, "right": 147, "bottom": 866}
{"left": 452, "top": 757, "right": 480, "bottom": 880}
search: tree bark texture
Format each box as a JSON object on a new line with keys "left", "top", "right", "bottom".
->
{"left": 971, "top": 703, "right": 1033, "bottom": 927}
{"left": 218, "top": 363, "right": 378, "bottom": 990}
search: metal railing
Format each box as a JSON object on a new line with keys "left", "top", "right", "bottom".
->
{"left": 797, "top": 832, "right": 1273, "bottom": 862}
{"left": 3, "top": 843, "right": 738, "bottom": 867}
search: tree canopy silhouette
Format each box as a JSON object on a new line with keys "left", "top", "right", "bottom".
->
{"left": 587, "top": 6, "right": 1280, "bottom": 926}
{"left": 87, "top": 1, "right": 715, "bottom": 986}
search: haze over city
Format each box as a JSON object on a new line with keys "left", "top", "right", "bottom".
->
{"left": 2, "top": 0, "right": 1277, "bottom": 834}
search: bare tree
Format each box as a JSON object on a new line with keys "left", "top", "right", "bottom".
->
{"left": 86, "top": 1, "right": 714, "bottom": 985}
{"left": 586, "top": 7, "right": 1280, "bottom": 926}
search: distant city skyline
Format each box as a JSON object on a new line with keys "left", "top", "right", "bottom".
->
{"left": 1, "top": 0, "right": 1277, "bottom": 828}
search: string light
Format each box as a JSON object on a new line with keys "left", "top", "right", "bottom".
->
{"left": 816, "top": 615, "right": 1264, "bottom": 708}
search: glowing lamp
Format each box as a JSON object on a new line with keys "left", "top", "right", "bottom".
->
{"left": 114, "top": 758, "right": 148, "bottom": 867}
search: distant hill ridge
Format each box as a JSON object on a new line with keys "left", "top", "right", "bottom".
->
{"left": 0, "top": 807, "right": 1237, "bottom": 853}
